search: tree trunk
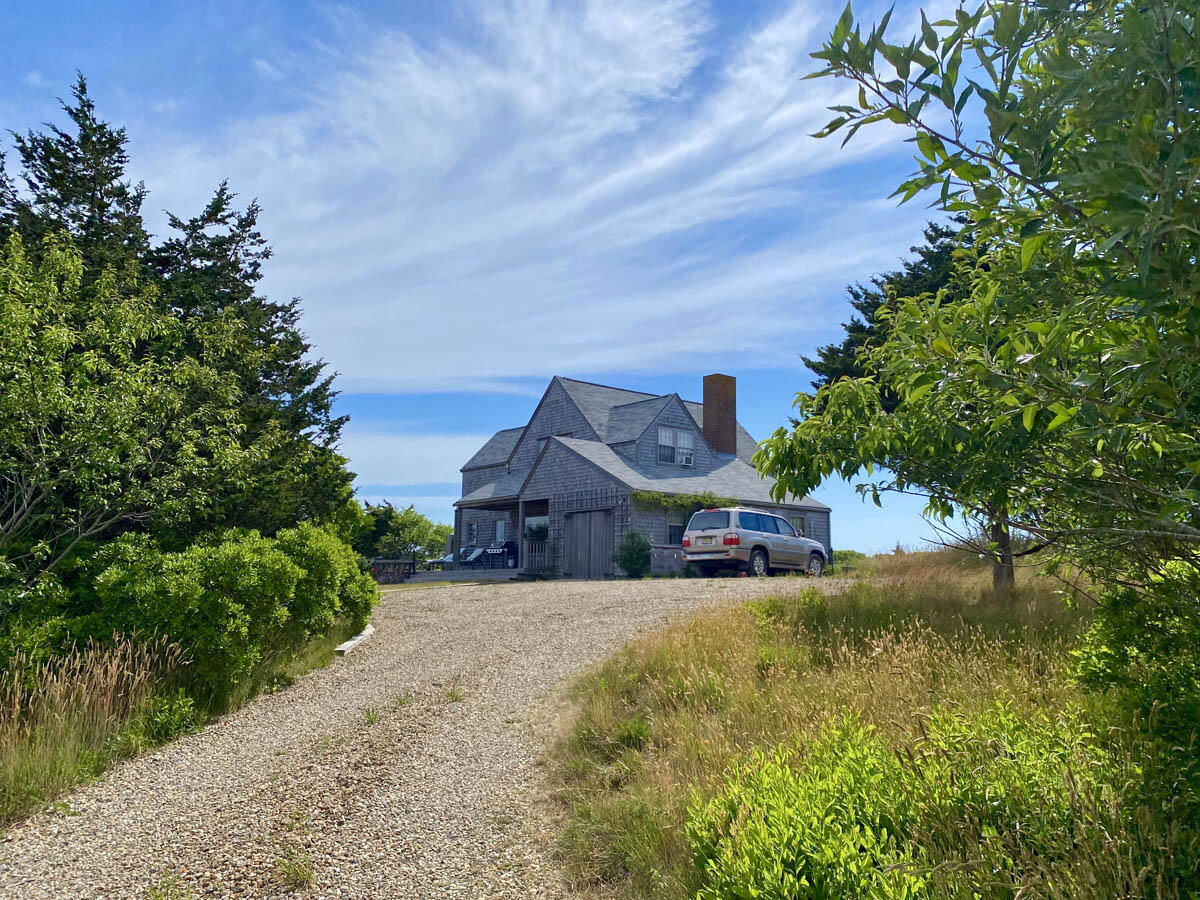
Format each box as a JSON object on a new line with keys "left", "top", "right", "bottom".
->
{"left": 989, "top": 518, "right": 1016, "bottom": 593}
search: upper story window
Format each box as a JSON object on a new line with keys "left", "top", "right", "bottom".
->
{"left": 657, "top": 426, "right": 694, "bottom": 466}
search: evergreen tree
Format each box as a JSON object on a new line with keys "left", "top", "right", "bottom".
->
{"left": 803, "top": 220, "right": 963, "bottom": 407}
{"left": 0, "top": 76, "right": 352, "bottom": 539}
{"left": 4, "top": 74, "right": 149, "bottom": 281}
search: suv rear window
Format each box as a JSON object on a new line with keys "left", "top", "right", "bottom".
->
{"left": 688, "top": 510, "right": 729, "bottom": 531}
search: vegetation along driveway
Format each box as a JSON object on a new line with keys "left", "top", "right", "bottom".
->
{"left": 0, "top": 578, "right": 827, "bottom": 899}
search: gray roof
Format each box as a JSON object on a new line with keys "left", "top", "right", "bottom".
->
{"left": 461, "top": 427, "right": 524, "bottom": 471}
{"left": 556, "top": 377, "right": 759, "bottom": 459}
{"left": 457, "top": 471, "right": 526, "bottom": 505}
{"left": 552, "top": 437, "right": 829, "bottom": 510}
{"left": 605, "top": 396, "right": 672, "bottom": 443}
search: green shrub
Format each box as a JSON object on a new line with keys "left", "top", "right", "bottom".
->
{"left": 687, "top": 707, "right": 1129, "bottom": 899}
{"left": 687, "top": 719, "right": 925, "bottom": 900}
{"left": 616, "top": 531, "right": 652, "bottom": 579}
{"left": 275, "top": 522, "right": 376, "bottom": 635}
{"left": 1075, "top": 561, "right": 1200, "bottom": 737}
{"left": 85, "top": 524, "right": 375, "bottom": 707}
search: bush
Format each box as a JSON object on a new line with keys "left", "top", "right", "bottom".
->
{"left": 1076, "top": 561, "right": 1200, "bottom": 737}
{"left": 687, "top": 706, "right": 1128, "bottom": 899}
{"left": 688, "top": 720, "right": 925, "bottom": 900}
{"left": 552, "top": 575, "right": 1194, "bottom": 899}
{"left": 85, "top": 524, "right": 375, "bottom": 707}
{"left": 616, "top": 531, "right": 652, "bottom": 579}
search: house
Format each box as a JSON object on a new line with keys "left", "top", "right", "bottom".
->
{"left": 453, "top": 374, "right": 831, "bottom": 577}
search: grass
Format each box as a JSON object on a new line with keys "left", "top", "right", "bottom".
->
{"left": 0, "top": 616, "right": 367, "bottom": 830}
{"left": 0, "top": 637, "right": 194, "bottom": 827}
{"left": 144, "top": 876, "right": 196, "bottom": 899}
{"left": 551, "top": 554, "right": 1199, "bottom": 899}
{"left": 274, "top": 848, "right": 315, "bottom": 889}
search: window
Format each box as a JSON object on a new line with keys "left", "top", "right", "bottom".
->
{"left": 775, "top": 517, "right": 797, "bottom": 537}
{"left": 667, "top": 515, "right": 685, "bottom": 546}
{"left": 759, "top": 515, "right": 780, "bottom": 534}
{"left": 495, "top": 520, "right": 506, "bottom": 543}
{"left": 790, "top": 516, "right": 807, "bottom": 536}
{"left": 467, "top": 522, "right": 478, "bottom": 545}
{"left": 688, "top": 510, "right": 729, "bottom": 531}
{"left": 738, "top": 512, "right": 762, "bottom": 531}
{"left": 657, "top": 426, "right": 694, "bottom": 466}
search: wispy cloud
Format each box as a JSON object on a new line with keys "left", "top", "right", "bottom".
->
{"left": 252, "top": 58, "right": 282, "bottom": 81}
{"left": 22, "top": 71, "right": 45, "bottom": 88}
{"left": 134, "top": 0, "right": 925, "bottom": 395}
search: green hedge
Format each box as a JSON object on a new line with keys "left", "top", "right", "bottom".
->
{"left": 85, "top": 524, "right": 376, "bottom": 706}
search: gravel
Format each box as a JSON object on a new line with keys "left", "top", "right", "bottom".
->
{"left": 0, "top": 577, "right": 820, "bottom": 899}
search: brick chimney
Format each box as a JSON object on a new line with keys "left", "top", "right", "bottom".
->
{"left": 702, "top": 374, "right": 737, "bottom": 455}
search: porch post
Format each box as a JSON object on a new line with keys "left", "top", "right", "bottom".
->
{"left": 452, "top": 506, "right": 463, "bottom": 569}
{"left": 517, "top": 500, "right": 526, "bottom": 571}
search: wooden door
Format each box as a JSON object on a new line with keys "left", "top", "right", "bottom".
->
{"left": 563, "top": 510, "right": 613, "bottom": 578}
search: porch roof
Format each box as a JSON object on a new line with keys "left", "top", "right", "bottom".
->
{"left": 456, "top": 472, "right": 526, "bottom": 506}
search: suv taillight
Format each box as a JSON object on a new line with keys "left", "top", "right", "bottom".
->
{"left": 723, "top": 532, "right": 740, "bottom": 546}
{"left": 681, "top": 536, "right": 691, "bottom": 547}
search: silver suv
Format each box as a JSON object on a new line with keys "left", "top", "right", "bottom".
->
{"left": 681, "top": 507, "right": 825, "bottom": 577}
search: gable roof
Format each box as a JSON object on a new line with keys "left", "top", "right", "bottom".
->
{"left": 461, "top": 427, "right": 525, "bottom": 471}
{"left": 556, "top": 377, "right": 759, "bottom": 459}
{"left": 551, "top": 436, "right": 829, "bottom": 510}
{"left": 605, "top": 396, "right": 673, "bottom": 443}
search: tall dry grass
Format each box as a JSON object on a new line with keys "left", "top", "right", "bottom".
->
{"left": 0, "top": 637, "right": 186, "bottom": 825}
{"left": 551, "top": 569, "right": 1195, "bottom": 899}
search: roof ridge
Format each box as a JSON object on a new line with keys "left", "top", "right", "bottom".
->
{"left": 608, "top": 395, "right": 671, "bottom": 410}
{"left": 556, "top": 376, "right": 702, "bottom": 406}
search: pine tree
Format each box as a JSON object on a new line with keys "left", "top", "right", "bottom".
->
{"left": 5, "top": 74, "right": 149, "bottom": 280}
{"left": 0, "top": 76, "right": 352, "bottom": 539}
{"left": 803, "top": 220, "right": 964, "bottom": 408}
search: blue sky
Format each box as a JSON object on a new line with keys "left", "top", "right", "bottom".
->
{"left": 1, "top": 0, "right": 954, "bottom": 553}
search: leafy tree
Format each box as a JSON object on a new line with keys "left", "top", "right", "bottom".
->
{"left": 0, "top": 76, "right": 351, "bottom": 541}
{"left": 760, "top": 0, "right": 1199, "bottom": 708}
{"left": 355, "top": 503, "right": 450, "bottom": 560}
{"left": 0, "top": 233, "right": 251, "bottom": 588}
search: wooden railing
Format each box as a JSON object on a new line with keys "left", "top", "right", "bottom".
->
{"left": 522, "top": 540, "right": 547, "bottom": 574}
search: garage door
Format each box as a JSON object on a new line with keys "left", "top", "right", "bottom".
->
{"left": 563, "top": 510, "right": 613, "bottom": 579}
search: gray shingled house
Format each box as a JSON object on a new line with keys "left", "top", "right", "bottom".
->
{"left": 453, "top": 374, "right": 831, "bottom": 577}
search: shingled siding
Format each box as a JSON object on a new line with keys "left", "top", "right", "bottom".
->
{"left": 507, "top": 380, "right": 600, "bottom": 473}
{"left": 459, "top": 508, "right": 516, "bottom": 549}
{"left": 521, "top": 442, "right": 630, "bottom": 576}
{"left": 629, "top": 508, "right": 688, "bottom": 575}
{"left": 633, "top": 397, "right": 722, "bottom": 473}
{"left": 798, "top": 508, "right": 832, "bottom": 558}
{"left": 462, "top": 463, "right": 510, "bottom": 495}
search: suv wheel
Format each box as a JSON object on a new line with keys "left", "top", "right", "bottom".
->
{"left": 807, "top": 552, "right": 825, "bottom": 577}
{"left": 748, "top": 548, "right": 769, "bottom": 577}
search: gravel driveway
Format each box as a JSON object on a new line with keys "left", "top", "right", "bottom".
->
{"left": 0, "top": 577, "right": 821, "bottom": 899}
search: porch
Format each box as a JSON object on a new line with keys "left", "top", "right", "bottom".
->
{"left": 452, "top": 497, "right": 551, "bottom": 576}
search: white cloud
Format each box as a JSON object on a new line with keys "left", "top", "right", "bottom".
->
{"left": 134, "top": 0, "right": 926, "bottom": 394}
{"left": 22, "top": 71, "right": 45, "bottom": 88}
